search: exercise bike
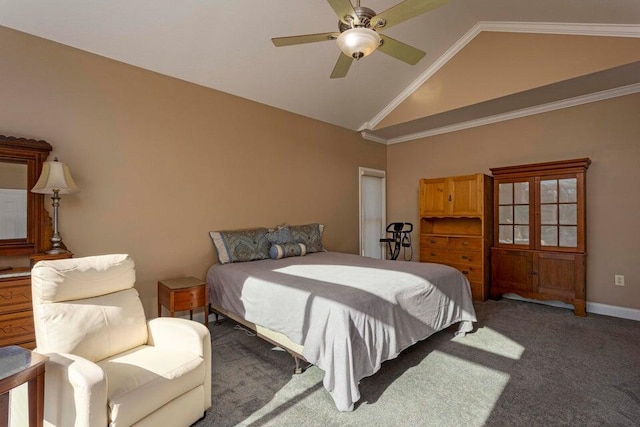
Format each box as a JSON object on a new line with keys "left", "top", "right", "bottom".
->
{"left": 379, "top": 222, "right": 413, "bottom": 261}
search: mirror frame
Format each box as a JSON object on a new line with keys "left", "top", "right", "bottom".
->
{"left": 0, "top": 135, "right": 52, "bottom": 256}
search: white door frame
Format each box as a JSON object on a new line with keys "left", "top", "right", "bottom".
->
{"left": 359, "top": 167, "right": 386, "bottom": 258}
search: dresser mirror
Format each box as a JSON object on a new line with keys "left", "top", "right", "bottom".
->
{"left": 0, "top": 136, "right": 52, "bottom": 256}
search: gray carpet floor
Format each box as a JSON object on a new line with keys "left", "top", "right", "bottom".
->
{"left": 194, "top": 299, "right": 640, "bottom": 426}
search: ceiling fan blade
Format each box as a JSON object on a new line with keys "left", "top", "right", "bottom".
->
{"left": 272, "top": 32, "right": 339, "bottom": 47}
{"left": 330, "top": 53, "right": 354, "bottom": 79}
{"left": 370, "top": 0, "right": 448, "bottom": 30}
{"left": 378, "top": 35, "right": 426, "bottom": 65}
{"left": 327, "top": 0, "right": 358, "bottom": 25}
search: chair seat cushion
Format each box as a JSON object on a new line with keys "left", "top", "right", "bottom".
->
{"left": 98, "top": 345, "right": 205, "bottom": 427}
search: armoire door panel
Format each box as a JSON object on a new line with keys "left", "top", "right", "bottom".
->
{"left": 491, "top": 249, "right": 533, "bottom": 291}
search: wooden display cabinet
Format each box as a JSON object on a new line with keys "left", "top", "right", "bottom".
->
{"left": 490, "top": 158, "right": 590, "bottom": 316}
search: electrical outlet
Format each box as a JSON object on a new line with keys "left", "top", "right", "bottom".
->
{"left": 615, "top": 275, "right": 625, "bottom": 287}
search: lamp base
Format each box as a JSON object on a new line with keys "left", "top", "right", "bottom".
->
{"left": 43, "top": 247, "right": 72, "bottom": 255}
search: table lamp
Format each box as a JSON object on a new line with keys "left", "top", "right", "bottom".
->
{"left": 31, "top": 158, "right": 79, "bottom": 254}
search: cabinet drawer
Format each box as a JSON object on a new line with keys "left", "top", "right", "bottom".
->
{"left": 420, "top": 248, "right": 449, "bottom": 263}
{"left": 0, "top": 310, "right": 35, "bottom": 347}
{"left": 447, "top": 250, "right": 482, "bottom": 266}
{"left": 173, "top": 287, "right": 207, "bottom": 311}
{"left": 0, "top": 278, "right": 32, "bottom": 313}
{"left": 450, "top": 264, "right": 483, "bottom": 283}
{"left": 420, "top": 235, "right": 448, "bottom": 249}
{"left": 448, "top": 237, "right": 482, "bottom": 251}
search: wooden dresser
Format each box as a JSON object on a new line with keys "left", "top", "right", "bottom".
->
{"left": 0, "top": 272, "right": 35, "bottom": 348}
{"left": 0, "top": 254, "right": 72, "bottom": 349}
{"left": 419, "top": 173, "right": 493, "bottom": 301}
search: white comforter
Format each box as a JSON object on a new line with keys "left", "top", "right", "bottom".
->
{"left": 207, "top": 251, "right": 476, "bottom": 411}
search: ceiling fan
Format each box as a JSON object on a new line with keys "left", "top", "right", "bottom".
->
{"left": 271, "top": 0, "right": 448, "bottom": 79}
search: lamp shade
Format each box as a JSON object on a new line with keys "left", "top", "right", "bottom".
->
{"left": 336, "top": 28, "right": 381, "bottom": 59}
{"left": 31, "top": 159, "right": 79, "bottom": 194}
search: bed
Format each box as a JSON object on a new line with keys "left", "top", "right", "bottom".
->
{"left": 206, "top": 251, "right": 476, "bottom": 411}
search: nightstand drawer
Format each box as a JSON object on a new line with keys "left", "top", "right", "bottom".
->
{"left": 173, "top": 288, "right": 207, "bottom": 311}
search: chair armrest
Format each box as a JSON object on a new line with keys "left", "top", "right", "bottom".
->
{"left": 147, "top": 317, "right": 212, "bottom": 410}
{"left": 43, "top": 352, "right": 108, "bottom": 427}
{"left": 147, "top": 317, "right": 210, "bottom": 356}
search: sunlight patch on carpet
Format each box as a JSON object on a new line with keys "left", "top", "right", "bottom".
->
{"left": 453, "top": 326, "right": 525, "bottom": 360}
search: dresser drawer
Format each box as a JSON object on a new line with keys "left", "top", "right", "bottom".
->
{"left": 0, "top": 278, "right": 32, "bottom": 313}
{"left": 448, "top": 237, "right": 482, "bottom": 251}
{"left": 420, "top": 248, "right": 449, "bottom": 263}
{"left": 447, "top": 250, "right": 482, "bottom": 266}
{"left": 420, "top": 235, "right": 448, "bottom": 249}
{"left": 0, "top": 310, "right": 35, "bottom": 347}
{"left": 449, "top": 264, "right": 483, "bottom": 283}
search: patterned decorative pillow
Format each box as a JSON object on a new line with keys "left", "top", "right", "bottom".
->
{"left": 289, "top": 223, "right": 324, "bottom": 253}
{"left": 269, "top": 243, "right": 306, "bottom": 260}
{"left": 266, "top": 225, "right": 294, "bottom": 245}
{"left": 209, "top": 228, "right": 270, "bottom": 264}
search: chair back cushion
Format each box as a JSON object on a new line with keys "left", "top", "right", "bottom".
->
{"left": 31, "top": 254, "right": 148, "bottom": 362}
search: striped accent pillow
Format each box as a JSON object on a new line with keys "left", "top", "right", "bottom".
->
{"left": 269, "top": 243, "right": 306, "bottom": 260}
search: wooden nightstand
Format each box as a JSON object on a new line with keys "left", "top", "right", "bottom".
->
{"left": 157, "top": 277, "right": 208, "bottom": 325}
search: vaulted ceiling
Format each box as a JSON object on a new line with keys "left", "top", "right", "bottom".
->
{"left": 1, "top": 0, "right": 639, "bottom": 142}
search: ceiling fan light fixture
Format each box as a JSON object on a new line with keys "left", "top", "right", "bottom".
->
{"left": 336, "top": 27, "right": 381, "bottom": 59}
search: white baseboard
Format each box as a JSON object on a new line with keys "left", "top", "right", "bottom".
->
{"left": 502, "top": 294, "right": 640, "bottom": 321}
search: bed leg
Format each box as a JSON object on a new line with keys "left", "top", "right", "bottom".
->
{"left": 293, "top": 356, "right": 303, "bottom": 374}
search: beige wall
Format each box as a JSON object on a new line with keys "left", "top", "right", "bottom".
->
{"left": 0, "top": 26, "right": 386, "bottom": 314}
{"left": 387, "top": 93, "right": 640, "bottom": 310}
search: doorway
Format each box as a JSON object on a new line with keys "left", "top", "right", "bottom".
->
{"left": 359, "top": 167, "right": 386, "bottom": 259}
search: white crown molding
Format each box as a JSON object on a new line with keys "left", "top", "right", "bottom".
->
{"left": 383, "top": 83, "right": 640, "bottom": 144}
{"left": 479, "top": 21, "right": 640, "bottom": 38}
{"left": 504, "top": 294, "right": 640, "bottom": 321}
{"left": 360, "top": 131, "right": 388, "bottom": 144}
{"left": 360, "top": 21, "right": 640, "bottom": 132}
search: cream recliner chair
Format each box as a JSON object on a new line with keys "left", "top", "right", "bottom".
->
{"left": 28, "top": 254, "right": 211, "bottom": 427}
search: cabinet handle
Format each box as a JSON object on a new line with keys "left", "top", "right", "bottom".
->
{"left": 448, "top": 195, "right": 452, "bottom": 202}
{"left": 430, "top": 239, "right": 436, "bottom": 244}
{"left": 462, "top": 241, "right": 469, "bottom": 246}
{"left": 462, "top": 270, "right": 469, "bottom": 275}
{"left": 461, "top": 255, "right": 469, "bottom": 260}
{"left": 431, "top": 252, "right": 436, "bottom": 256}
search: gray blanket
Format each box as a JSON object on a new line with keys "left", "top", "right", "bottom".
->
{"left": 207, "top": 252, "right": 476, "bottom": 411}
